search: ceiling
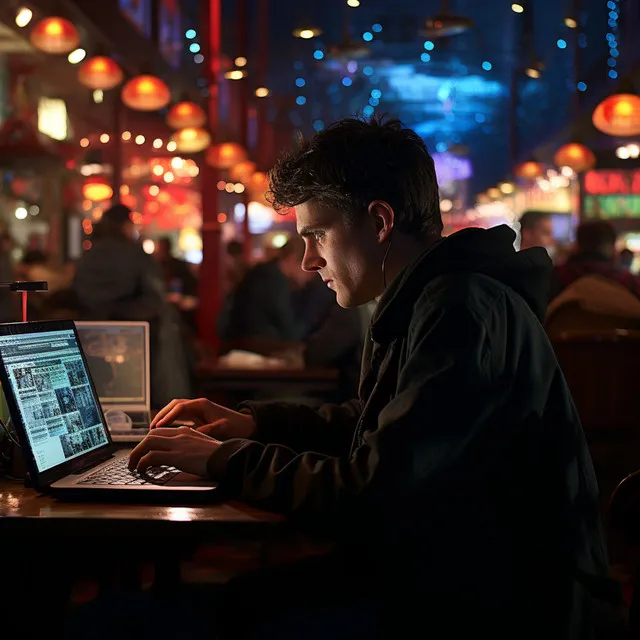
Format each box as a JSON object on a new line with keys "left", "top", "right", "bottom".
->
{"left": 222, "top": 0, "right": 611, "bottom": 196}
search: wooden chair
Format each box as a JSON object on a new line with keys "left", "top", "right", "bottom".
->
{"left": 551, "top": 330, "right": 640, "bottom": 509}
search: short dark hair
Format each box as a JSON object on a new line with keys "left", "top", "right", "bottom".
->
{"left": 576, "top": 221, "right": 617, "bottom": 253}
{"left": 267, "top": 116, "right": 442, "bottom": 239}
{"left": 519, "top": 210, "right": 550, "bottom": 231}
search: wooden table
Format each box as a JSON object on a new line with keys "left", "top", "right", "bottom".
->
{"left": 0, "top": 479, "right": 285, "bottom": 636}
{"left": 196, "top": 365, "right": 340, "bottom": 405}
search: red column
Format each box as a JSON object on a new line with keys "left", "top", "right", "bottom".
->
{"left": 198, "top": 0, "right": 222, "bottom": 350}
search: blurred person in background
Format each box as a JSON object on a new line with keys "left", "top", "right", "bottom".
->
{"left": 618, "top": 247, "right": 634, "bottom": 271}
{"left": 518, "top": 210, "right": 554, "bottom": 252}
{"left": 73, "top": 204, "right": 191, "bottom": 407}
{"left": 547, "top": 221, "right": 640, "bottom": 336}
{"left": 224, "top": 239, "right": 249, "bottom": 294}
{"left": 219, "top": 237, "right": 307, "bottom": 350}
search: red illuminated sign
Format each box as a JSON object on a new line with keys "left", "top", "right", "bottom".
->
{"left": 584, "top": 169, "right": 640, "bottom": 196}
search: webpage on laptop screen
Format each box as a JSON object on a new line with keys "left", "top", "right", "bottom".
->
{"left": 0, "top": 329, "right": 109, "bottom": 473}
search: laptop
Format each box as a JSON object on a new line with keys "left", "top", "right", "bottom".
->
{"left": 75, "top": 321, "right": 151, "bottom": 443}
{"left": 0, "top": 320, "right": 216, "bottom": 500}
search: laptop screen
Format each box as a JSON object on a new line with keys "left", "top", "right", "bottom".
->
{"left": 0, "top": 328, "right": 109, "bottom": 473}
{"left": 75, "top": 323, "right": 147, "bottom": 405}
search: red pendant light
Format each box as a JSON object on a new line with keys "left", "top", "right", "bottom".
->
{"left": 229, "top": 160, "right": 257, "bottom": 183}
{"left": 82, "top": 176, "right": 113, "bottom": 202}
{"left": 78, "top": 56, "right": 123, "bottom": 90}
{"left": 170, "top": 127, "right": 211, "bottom": 153}
{"left": 206, "top": 142, "right": 248, "bottom": 169}
{"left": 592, "top": 93, "right": 640, "bottom": 137}
{"left": 166, "top": 101, "right": 207, "bottom": 129}
{"left": 514, "top": 161, "right": 544, "bottom": 180}
{"left": 553, "top": 143, "right": 596, "bottom": 173}
{"left": 121, "top": 74, "right": 171, "bottom": 111}
{"left": 30, "top": 17, "right": 80, "bottom": 54}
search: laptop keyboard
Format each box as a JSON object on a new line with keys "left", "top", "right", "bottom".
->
{"left": 78, "top": 457, "right": 181, "bottom": 486}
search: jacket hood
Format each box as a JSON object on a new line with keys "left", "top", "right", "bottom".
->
{"left": 372, "top": 225, "right": 552, "bottom": 343}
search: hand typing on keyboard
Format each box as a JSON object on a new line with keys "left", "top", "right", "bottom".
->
{"left": 79, "top": 458, "right": 181, "bottom": 486}
{"left": 128, "top": 425, "right": 221, "bottom": 478}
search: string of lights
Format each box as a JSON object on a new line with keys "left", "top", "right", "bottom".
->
{"left": 606, "top": 0, "right": 620, "bottom": 80}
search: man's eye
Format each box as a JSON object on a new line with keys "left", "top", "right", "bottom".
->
{"left": 313, "top": 231, "right": 324, "bottom": 242}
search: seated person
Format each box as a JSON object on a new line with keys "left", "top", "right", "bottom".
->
{"left": 129, "top": 117, "right": 613, "bottom": 639}
{"left": 551, "top": 221, "right": 640, "bottom": 301}
{"left": 220, "top": 237, "right": 307, "bottom": 350}
{"left": 518, "top": 210, "right": 554, "bottom": 251}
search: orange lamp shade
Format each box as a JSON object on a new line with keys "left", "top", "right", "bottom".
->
{"left": 248, "top": 171, "right": 270, "bottom": 198}
{"left": 514, "top": 161, "right": 544, "bottom": 180}
{"left": 207, "top": 142, "right": 248, "bottom": 169}
{"left": 593, "top": 94, "right": 640, "bottom": 137}
{"left": 78, "top": 56, "right": 123, "bottom": 90}
{"left": 553, "top": 143, "right": 596, "bottom": 173}
{"left": 171, "top": 127, "right": 211, "bottom": 153}
{"left": 82, "top": 176, "right": 113, "bottom": 202}
{"left": 30, "top": 17, "right": 80, "bottom": 54}
{"left": 229, "top": 160, "right": 257, "bottom": 183}
{"left": 167, "top": 101, "right": 207, "bottom": 129}
{"left": 121, "top": 75, "right": 171, "bottom": 111}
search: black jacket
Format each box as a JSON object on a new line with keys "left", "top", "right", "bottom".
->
{"left": 208, "top": 226, "right": 611, "bottom": 638}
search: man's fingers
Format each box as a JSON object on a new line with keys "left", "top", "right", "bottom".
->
{"left": 152, "top": 402, "right": 196, "bottom": 429}
{"left": 195, "top": 419, "right": 229, "bottom": 438}
{"left": 150, "top": 399, "right": 186, "bottom": 429}
{"left": 136, "top": 450, "right": 179, "bottom": 473}
{"left": 128, "top": 433, "right": 181, "bottom": 470}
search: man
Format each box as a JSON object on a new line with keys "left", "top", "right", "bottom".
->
{"left": 519, "top": 209, "right": 554, "bottom": 251}
{"left": 219, "top": 237, "right": 307, "bottom": 347}
{"left": 551, "top": 220, "right": 640, "bottom": 300}
{"left": 130, "top": 118, "right": 612, "bottom": 638}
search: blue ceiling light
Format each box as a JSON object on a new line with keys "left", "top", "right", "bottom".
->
{"left": 371, "top": 89, "right": 382, "bottom": 99}
{"left": 363, "top": 105, "right": 374, "bottom": 116}
{"left": 362, "top": 31, "right": 373, "bottom": 42}
{"left": 363, "top": 66, "right": 374, "bottom": 76}
{"left": 313, "top": 49, "right": 324, "bottom": 60}
{"left": 481, "top": 60, "right": 492, "bottom": 71}
{"left": 185, "top": 29, "right": 196, "bottom": 39}
{"left": 556, "top": 38, "right": 567, "bottom": 49}
{"left": 189, "top": 42, "right": 200, "bottom": 53}
{"left": 475, "top": 113, "right": 485, "bottom": 123}
{"left": 424, "top": 40, "right": 435, "bottom": 50}
{"left": 372, "top": 23, "right": 383, "bottom": 33}
{"left": 342, "top": 77, "right": 353, "bottom": 87}
{"left": 296, "top": 95, "right": 307, "bottom": 105}
{"left": 421, "top": 53, "right": 431, "bottom": 62}
{"left": 313, "top": 120, "right": 325, "bottom": 131}
{"left": 607, "top": 1, "right": 619, "bottom": 79}
{"left": 369, "top": 97, "right": 379, "bottom": 106}
{"left": 435, "top": 142, "right": 447, "bottom": 152}
{"left": 577, "top": 81, "right": 587, "bottom": 91}
{"left": 609, "top": 69, "right": 618, "bottom": 79}
{"left": 295, "top": 77, "right": 306, "bottom": 87}
{"left": 607, "top": 0, "right": 616, "bottom": 7}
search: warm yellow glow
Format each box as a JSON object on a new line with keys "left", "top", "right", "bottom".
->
{"left": 272, "top": 233, "right": 288, "bottom": 249}
{"left": 153, "top": 138, "right": 163, "bottom": 149}
{"left": 347, "top": 0, "right": 360, "bottom": 6}
{"left": 152, "top": 165, "right": 165, "bottom": 176}
{"left": 149, "top": 185, "right": 160, "bottom": 196}
{"left": 100, "top": 133, "right": 110, "bottom": 144}
{"left": 67, "top": 48, "right": 86, "bottom": 64}
{"left": 255, "top": 87, "right": 270, "bottom": 98}
{"left": 135, "top": 135, "right": 145, "bottom": 145}
{"left": 224, "top": 70, "right": 245, "bottom": 80}
{"left": 299, "top": 29, "right": 314, "bottom": 39}
{"left": 487, "top": 187, "right": 501, "bottom": 199}
{"left": 120, "top": 185, "right": 129, "bottom": 196}
{"left": 83, "top": 178, "right": 113, "bottom": 202}
{"left": 15, "top": 8, "right": 33, "bottom": 28}
{"left": 44, "top": 20, "right": 64, "bottom": 36}
{"left": 499, "top": 181, "right": 515, "bottom": 194}
{"left": 167, "top": 141, "right": 177, "bottom": 152}
{"left": 440, "top": 199, "right": 453, "bottom": 212}
{"left": 525, "top": 66, "right": 541, "bottom": 79}
{"left": 37, "top": 98, "right": 68, "bottom": 141}
{"left": 234, "top": 56, "right": 248, "bottom": 67}
{"left": 92, "top": 89, "right": 104, "bottom": 103}
{"left": 225, "top": 183, "right": 235, "bottom": 193}
{"left": 122, "top": 131, "right": 132, "bottom": 141}
{"left": 171, "top": 157, "right": 185, "bottom": 170}
{"left": 142, "top": 239, "right": 155, "bottom": 254}
{"left": 615, "top": 100, "right": 634, "bottom": 117}
{"left": 80, "top": 138, "right": 89, "bottom": 148}
{"left": 164, "top": 172, "right": 175, "bottom": 183}
{"left": 234, "top": 183, "right": 245, "bottom": 194}
{"left": 511, "top": 3, "right": 524, "bottom": 13}
{"left": 564, "top": 17, "right": 578, "bottom": 28}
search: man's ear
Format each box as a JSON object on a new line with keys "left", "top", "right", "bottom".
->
{"left": 368, "top": 201, "right": 395, "bottom": 244}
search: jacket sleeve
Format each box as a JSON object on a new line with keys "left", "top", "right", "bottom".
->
{"left": 207, "top": 297, "right": 500, "bottom": 521}
{"left": 236, "top": 398, "right": 362, "bottom": 457}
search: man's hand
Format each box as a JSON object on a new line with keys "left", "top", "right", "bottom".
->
{"left": 128, "top": 427, "right": 220, "bottom": 476}
{"left": 150, "top": 398, "right": 256, "bottom": 441}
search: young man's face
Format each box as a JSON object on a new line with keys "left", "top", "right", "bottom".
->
{"left": 521, "top": 218, "right": 554, "bottom": 250}
{"left": 296, "top": 200, "right": 382, "bottom": 308}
